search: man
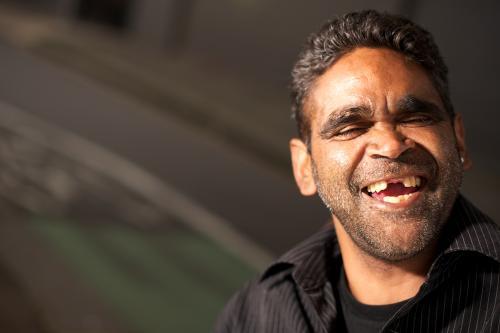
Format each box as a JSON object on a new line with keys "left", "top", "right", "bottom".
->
{"left": 215, "top": 10, "right": 499, "bottom": 333}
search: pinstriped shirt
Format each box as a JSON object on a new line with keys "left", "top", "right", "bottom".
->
{"left": 215, "top": 195, "right": 500, "bottom": 332}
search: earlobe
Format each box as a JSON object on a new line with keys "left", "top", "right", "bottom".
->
{"left": 453, "top": 114, "right": 472, "bottom": 170}
{"left": 290, "top": 138, "right": 317, "bottom": 196}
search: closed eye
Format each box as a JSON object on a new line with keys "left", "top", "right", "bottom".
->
{"left": 399, "top": 114, "right": 440, "bottom": 127}
{"left": 319, "top": 106, "right": 373, "bottom": 141}
{"left": 331, "top": 124, "right": 370, "bottom": 140}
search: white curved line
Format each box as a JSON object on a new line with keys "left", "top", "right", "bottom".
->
{"left": 0, "top": 100, "right": 273, "bottom": 270}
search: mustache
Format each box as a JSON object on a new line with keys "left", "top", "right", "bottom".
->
{"left": 351, "top": 150, "right": 437, "bottom": 190}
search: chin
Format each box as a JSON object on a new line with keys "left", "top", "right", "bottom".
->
{"left": 349, "top": 215, "right": 442, "bottom": 262}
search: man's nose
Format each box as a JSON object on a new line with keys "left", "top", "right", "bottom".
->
{"left": 366, "top": 125, "right": 415, "bottom": 159}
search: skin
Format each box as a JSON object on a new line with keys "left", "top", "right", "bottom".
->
{"left": 290, "top": 47, "right": 471, "bottom": 305}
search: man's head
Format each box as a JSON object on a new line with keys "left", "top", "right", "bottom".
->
{"left": 289, "top": 11, "right": 470, "bottom": 262}
{"left": 291, "top": 10, "right": 453, "bottom": 147}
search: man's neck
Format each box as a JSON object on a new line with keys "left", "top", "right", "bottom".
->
{"left": 333, "top": 218, "right": 437, "bottom": 305}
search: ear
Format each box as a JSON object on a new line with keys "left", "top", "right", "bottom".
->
{"left": 453, "top": 114, "right": 472, "bottom": 170}
{"left": 290, "top": 138, "right": 317, "bottom": 196}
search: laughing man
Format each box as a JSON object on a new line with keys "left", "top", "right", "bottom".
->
{"left": 215, "top": 10, "right": 500, "bottom": 333}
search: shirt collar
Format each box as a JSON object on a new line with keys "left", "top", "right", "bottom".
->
{"left": 440, "top": 195, "right": 500, "bottom": 262}
{"left": 260, "top": 223, "right": 339, "bottom": 291}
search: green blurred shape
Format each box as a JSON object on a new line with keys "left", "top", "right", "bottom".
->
{"left": 30, "top": 218, "right": 257, "bottom": 333}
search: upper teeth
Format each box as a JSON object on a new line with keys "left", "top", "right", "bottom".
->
{"left": 367, "top": 176, "right": 421, "bottom": 193}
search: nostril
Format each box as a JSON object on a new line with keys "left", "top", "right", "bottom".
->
{"left": 404, "top": 137, "right": 416, "bottom": 148}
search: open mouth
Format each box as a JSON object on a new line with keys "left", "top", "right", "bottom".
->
{"left": 362, "top": 176, "right": 426, "bottom": 204}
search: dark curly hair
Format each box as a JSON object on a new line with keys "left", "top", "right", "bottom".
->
{"left": 290, "top": 10, "right": 453, "bottom": 146}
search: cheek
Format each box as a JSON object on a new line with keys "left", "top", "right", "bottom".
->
{"left": 316, "top": 142, "right": 364, "bottom": 178}
{"left": 406, "top": 126, "right": 458, "bottom": 163}
{"left": 327, "top": 148, "right": 351, "bottom": 168}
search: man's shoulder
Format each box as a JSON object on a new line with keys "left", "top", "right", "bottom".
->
{"left": 233, "top": 223, "right": 339, "bottom": 295}
{"left": 213, "top": 269, "right": 295, "bottom": 333}
{"left": 446, "top": 195, "right": 500, "bottom": 263}
{"left": 214, "top": 225, "right": 340, "bottom": 332}
{"left": 262, "top": 223, "right": 340, "bottom": 288}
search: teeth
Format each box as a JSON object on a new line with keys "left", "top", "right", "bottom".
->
{"left": 402, "top": 176, "right": 420, "bottom": 187}
{"left": 383, "top": 193, "right": 413, "bottom": 203}
{"left": 367, "top": 176, "right": 421, "bottom": 193}
{"left": 367, "top": 180, "right": 388, "bottom": 194}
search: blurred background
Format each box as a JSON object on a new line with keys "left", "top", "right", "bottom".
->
{"left": 0, "top": 0, "right": 498, "bottom": 332}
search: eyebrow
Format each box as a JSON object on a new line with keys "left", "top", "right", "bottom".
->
{"left": 318, "top": 95, "right": 446, "bottom": 140}
{"left": 319, "top": 105, "right": 373, "bottom": 139}
{"left": 395, "top": 95, "right": 446, "bottom": 118}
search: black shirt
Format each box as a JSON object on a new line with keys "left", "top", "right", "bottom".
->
{"left": 337, "top": 267, "right": 406, "bottom": 333}
{"left": 215, "top": 195, "right": 500, "bottom": 332}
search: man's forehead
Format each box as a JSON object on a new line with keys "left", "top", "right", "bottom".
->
{"left": 305, "top": 47, "right": 443, "bottom": 123}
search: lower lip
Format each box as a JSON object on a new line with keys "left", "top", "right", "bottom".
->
{"left": 362, "top": 190, "right": 423, "bottom": 209}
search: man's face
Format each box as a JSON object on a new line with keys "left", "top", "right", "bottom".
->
{"left": 291, "top": 47, "right": 467, "bottom": 261}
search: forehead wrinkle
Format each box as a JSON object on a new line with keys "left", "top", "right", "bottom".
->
{"left": 311, "top": 83, "right": 374, "bottom": 120}
{"left": 310, "top": 62, "right": 370, "bottom": 115}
